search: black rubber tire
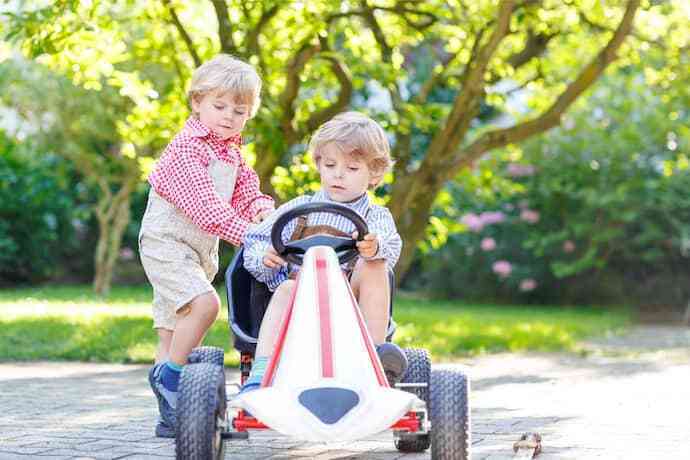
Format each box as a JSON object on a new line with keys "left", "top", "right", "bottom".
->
{"left": 188, "top": 346, "right": 225, "bottom": 366}
{"left": 395, "top": 348, "right": 431, "bottom": 453}
{"left": 429, "top": 368, "right": 470, "bottom": 460}
{"left": 176, "top": 363, "right": 227, "bottom": 460}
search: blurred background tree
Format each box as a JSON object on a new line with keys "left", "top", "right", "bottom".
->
{"left": 1, "top": 1, "right": 687, "bottom": 309}
{"left": 410, "top": 66, "right": 690, "bottom": 311}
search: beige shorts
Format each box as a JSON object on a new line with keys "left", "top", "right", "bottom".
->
{"left": 139, "top": 231, "right": 219, "bottom": 330}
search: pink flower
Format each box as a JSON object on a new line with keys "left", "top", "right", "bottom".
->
{"left": 520, "top": 209, "right": 540, "bottom": 224}
{"left": 119, "top": 247, "right": 135, "bottom": 261}
{"left": 461, "top": 211, "right": 506, "bottom": 232}
{"left": 506, "top": 163, "right": 536, "bottom": 177}
{"left": 492, "top": 260, "right": 512, "bottom": 278}
{"left": 460, "top": 213, "right": 484, "bottom": 232}
{"left": 563, "top": 240, "right": 576, "bottom": 253}
{"left": 479, "top": 211, "right": 506, "bottom": 225}
{"left": 480, "top": 237, "right": 496, "bottom": 251}
{"left": 519, "top": 279, "right": 537, "bottom": 292}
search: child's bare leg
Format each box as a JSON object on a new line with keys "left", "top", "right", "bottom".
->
{"left": 255, "top": 280, "right": 295, "bottom": 357}
{"left": 241, "top": 279, "right": 295, "bottom": 392}
{"left": 351, "top": 259, "right": 407, "bottom": 384}
{"left": 155, "top": 328, "right": 173, "bottom": 363}
{"left": 168, "top": 291, "right": 220, "bottom": 366}
{"left": 350, "top": 259, "right": 389, "bottom": 344}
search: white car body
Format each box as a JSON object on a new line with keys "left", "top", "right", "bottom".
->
{"left": 231, "top": 246, "right": 420, "bottom": 442}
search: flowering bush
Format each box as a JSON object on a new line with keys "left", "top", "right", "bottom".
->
{"left": 409, "top": 72, "right": 690, "bottom": 306}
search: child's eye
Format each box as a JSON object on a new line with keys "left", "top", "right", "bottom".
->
{"left": 234, "top": 110, "right": 246, "bottom": 116}
{"left": 324, "top": 163, "right": 335, "bottom": 168}
{"left": 348, "top": 167, "right": 359, "bottom": 171}
{"left": 214, "top": 105, "right": 225, "bottom": 110}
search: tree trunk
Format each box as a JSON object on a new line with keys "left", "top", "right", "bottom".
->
{"left": 254, "top": 149, "right": 281, "bottom": 201}
{"left": 93, "top": 181, "right": 134, "bottom": 295}
{"left": 390, "top": 0, "right": 640, "bottom": 282}
{"left": 390, "top": 164, "right": 450, "bottom": 281}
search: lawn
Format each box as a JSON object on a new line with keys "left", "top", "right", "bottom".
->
{"left": 0, "top": 285, "right": 631, "bottom": 365}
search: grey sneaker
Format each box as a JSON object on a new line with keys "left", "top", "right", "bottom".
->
{"left": 148, "top": 363, "right": 177, "bottom": 436}
{"left": 376, "top": 343, "right": 408, "bottom": 386}
{"left": 154, "top": 417, "right": 175, "bottom": 438}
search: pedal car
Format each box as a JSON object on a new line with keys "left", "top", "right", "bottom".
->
{"left": 174, "top": 202, "right": 470, "bottom": 460}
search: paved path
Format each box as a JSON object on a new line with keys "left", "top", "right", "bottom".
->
{"left": 1, "top": 325, "right": 689, "bottom": 459}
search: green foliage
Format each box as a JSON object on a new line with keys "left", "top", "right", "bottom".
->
{"left": 523, "top": 69, "right": 690, "bottom": 276}
{"left": 0, "top": 285, "right": 631, "bottom": 362}
{"left": 271, "top": 152, "right": 322, "bottom": 201}
{"left": 2, "top": 0, "right": 688, "bottom": 291}
{"left": 411, "top": 67, "right": 690, "bottom": 306}
{"left": 7, "top": 0, "right": 684, "bottom": 179}
{"left": 0, "top": 134, "right": 91, "bottom": 283}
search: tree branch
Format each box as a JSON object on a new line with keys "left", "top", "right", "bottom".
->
{"left": 162, "top": 0, "right": 201, "bottom": 67}
{"left": 578, "top": 8, "right": 665, "bottom": 50}
{"left": 360, "top": 1, "right": 393, "bottom": 63}
{"left": 304, "top": 37, "right": 353, "bottom": 134}
{"left": 413, "top": 44, "right": 463, "bottom": 105}
{"left": 210, "top": 0, "right": 237, "bottom": 55}
{"left": 507, "top": 30, "right": 555, "bottom": 69}
{"left": 359, "top": 0, "right": 405, "bottom": 113}
{"left": 165, "top": 32, "right": 192, "bottom": 95}
{"left": 246, "top": 3, "right": 281, "bottom": 59}
{"left": 327, "top": 10, "right": 365, "bottom": 22}
{"left": 456, "top": 0, "right": 641, "bottom": 172}
{"left": 279, "top": 39, "right": 321, "bottom": 145}
{"left": 426, "top": 0, "right": 515, "bottom": 160}
{"left": 375, "top": 4, "right": 438, "bottom": 29}
{"left": 485, "top": 29, "right": 553, "bottom": 86}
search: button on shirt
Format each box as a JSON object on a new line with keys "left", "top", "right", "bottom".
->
{"left": 243, "top": 190, "right": 402, "bottom": 291}
{"left": 148, "top": 117, "right": 274, "bottom": 246}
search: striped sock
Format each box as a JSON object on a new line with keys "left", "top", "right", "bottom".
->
{"left": 243, "top": 356, "right": 269, "bottom": 390}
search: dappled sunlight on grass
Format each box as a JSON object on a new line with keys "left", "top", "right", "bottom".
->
{"left": 0, "top": 285, "right": 235, "bottom": 363}
{"left": 0, "top": 285, "right": 631, "bottom": 364}
{"left": 393, "top": 297, "right": 630, "bottom": 360}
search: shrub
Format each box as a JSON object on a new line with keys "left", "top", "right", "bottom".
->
{"left": 0, "top": 135, "right": 91, "bottom": 283}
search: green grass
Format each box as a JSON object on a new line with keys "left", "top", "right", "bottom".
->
{"left": 0, "top": 285, "right": 631, "bottom": 365}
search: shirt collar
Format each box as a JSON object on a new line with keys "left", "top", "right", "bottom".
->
{"left": 313, "top": 189, "right": 371, "bottom": 215}
{"left": 183, "top": 117, "right": 242, "bottom": 147}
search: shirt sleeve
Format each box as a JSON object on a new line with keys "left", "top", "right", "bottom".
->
{"left": 364, "top": 206, "right": 402, "bottom": 270}
{"left": 155, "top": 139, "right": 252, "bottom": 246}
{"left": 230, "top": 148, "right": 275, "bottom": 222}
{"left": 243, "top": 196, "right": 310, "bottom": 291}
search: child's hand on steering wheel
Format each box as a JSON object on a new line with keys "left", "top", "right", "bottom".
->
{"left": 352, "top": 232, "right": 379, "bottom": 259}
{"left": 263, "top": 246, "right": 287, "bottom": 269}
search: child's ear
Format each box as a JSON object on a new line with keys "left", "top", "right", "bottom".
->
{"left": 191, "top": 94, "right": 203, "bottom": 114}
{"left": 369, "top": 171, "right": 383, "bottom": 188}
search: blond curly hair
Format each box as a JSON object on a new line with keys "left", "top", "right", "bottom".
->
{"left": 187, "top": 54, "right": 262, "bottom": 118}
{"left": 309, "top": 112, "right": 393, "bottom": 188}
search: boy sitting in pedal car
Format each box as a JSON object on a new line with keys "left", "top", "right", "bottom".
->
{"left": 242, "top": 111, "right": 407, "bottom": 392}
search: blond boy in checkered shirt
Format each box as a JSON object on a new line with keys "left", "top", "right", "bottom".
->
{"left": 139, "top": 54, "right": 274, "bottom": 437}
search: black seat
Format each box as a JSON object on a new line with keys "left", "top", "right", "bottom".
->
{"left": 225, "top": 247, "right": 396, "bottom": 355}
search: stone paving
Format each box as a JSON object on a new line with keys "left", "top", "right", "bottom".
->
{"left": 1, "top": 325, "right": 689, "bottom": 459}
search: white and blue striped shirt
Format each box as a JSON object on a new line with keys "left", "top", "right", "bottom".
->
{"left": 243, "top": 190, "right": 402, "bottom": 291}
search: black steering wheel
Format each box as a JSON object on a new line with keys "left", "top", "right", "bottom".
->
{"left": 270, "top": 202, "right": 369, "bottom": 266}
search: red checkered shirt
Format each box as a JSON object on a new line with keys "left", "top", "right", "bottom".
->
{"left": 148, "top": 117, "right": 274, "bottom": 246}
